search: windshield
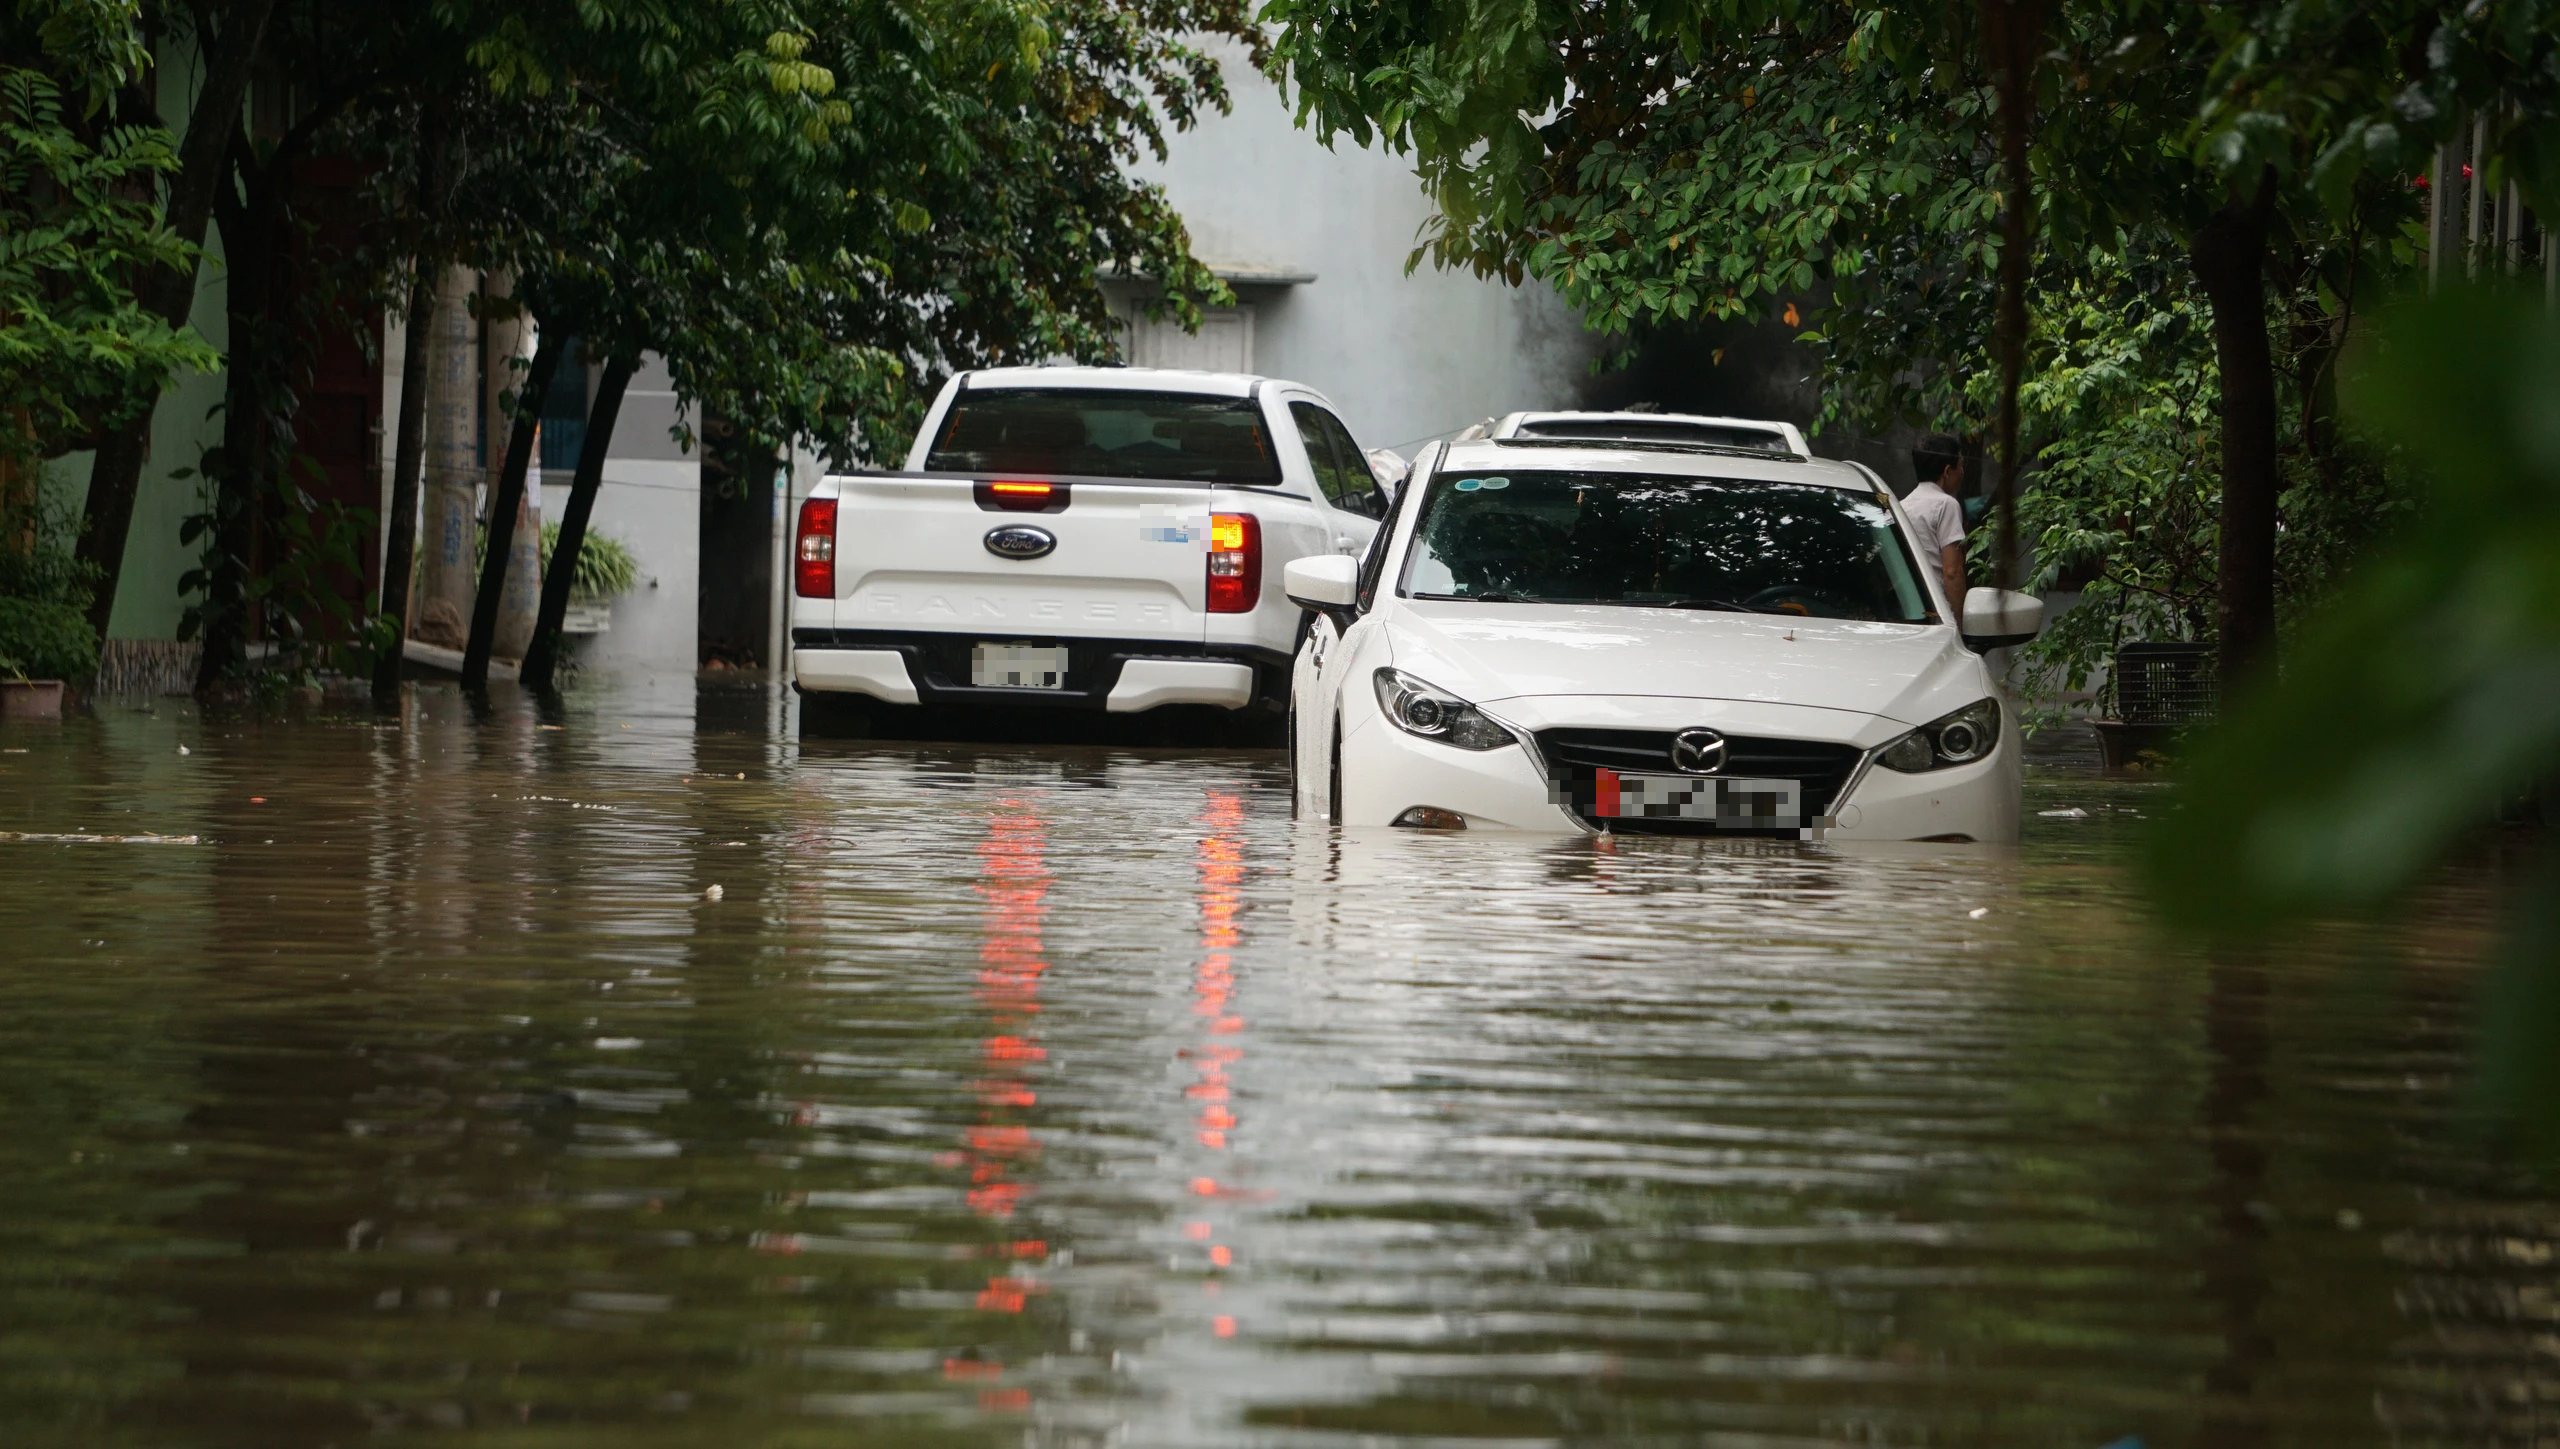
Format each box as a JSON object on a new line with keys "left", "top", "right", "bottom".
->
{"left": 924, "top": 389, "right": 1280, "bottom": 484}
{"left": 1400, "top": 470, "right": 1933, "bottom": 622}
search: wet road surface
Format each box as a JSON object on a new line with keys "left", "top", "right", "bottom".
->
{"left": 1, "top": 677, "right": 2552, "bottom": 1447}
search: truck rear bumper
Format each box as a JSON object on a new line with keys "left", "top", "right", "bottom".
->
{"left": 791, "top": 629, "right": 1287, "bottom": 713}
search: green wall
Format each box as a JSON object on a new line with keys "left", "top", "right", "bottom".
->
{"left": 39, "top": 39, "right": 231, "bottom": 642}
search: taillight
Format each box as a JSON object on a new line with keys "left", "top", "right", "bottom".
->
{"left": 794, "top": 497, "right": 837, "bottom": 598}
{"left": 1206, "top": 512, "right": 1260, "bottom": 614}
{"left": 975, "top": 479, "right": 1068, "bottom": 513}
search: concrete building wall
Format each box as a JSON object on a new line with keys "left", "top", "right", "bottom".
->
{"left": 41, "top": 41, "right": 228, "bottom": 642}
{"left": 1117, "top": 37, "right": 1603, "bottom": 455}
{"left": 536, "top": 353, "right": 700, "bottom": 676}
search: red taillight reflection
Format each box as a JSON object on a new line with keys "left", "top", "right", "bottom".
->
{"left": 794, "top": 497, "right": 837, "bottom": 598}
{"left": 1206, "top": 513, "right": 1260, "bottom": 614}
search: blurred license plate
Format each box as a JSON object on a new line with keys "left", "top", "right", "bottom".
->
{"left": 971, "top": 643, "right": 1068, "bottom": 690}
{"left": 1596, "top": 769, "right": 1801, "bottom": 828}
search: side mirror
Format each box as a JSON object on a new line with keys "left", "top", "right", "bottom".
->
{"left": 1284, "top": 554, "right": 1361, "bottom": 632}
{"left": 1960, "top": 587, "right": 2044, "bottom": 652}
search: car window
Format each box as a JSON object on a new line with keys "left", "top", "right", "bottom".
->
{"left": 1314, "top": 410, "right": 1386, "bottom": 518}
{"left": 1399, "top": 470, "right": 1932, "bottom": 623}
{"left": 1288, "top": 401, "right": 1359, "bottom": 508}
{"left": 926, "top": 389, "right": 1279, "bottom": 484}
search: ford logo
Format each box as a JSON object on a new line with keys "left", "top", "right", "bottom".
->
{"left": 1669, "top": 728, "right": 1729, "bottom": 775}
{"left": 983, "top": 525, "right": 1056, "bottom": 561}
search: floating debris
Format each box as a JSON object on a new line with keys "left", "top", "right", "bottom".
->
{"left": 2038, "top": 807, "right": 2090, "bottom": 819}
{"left": 702, "top": 884, "right": 725, "bottom": 902}
{"left": 0, "top": 831, "right": 200, "bottom": 845}
{"left": 1967, "top": 906, "right": 1990, "bottom": 919}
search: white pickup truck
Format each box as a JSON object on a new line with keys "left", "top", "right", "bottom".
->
{"left": 790, "top": 367, "right": 1389, "bottom": 736}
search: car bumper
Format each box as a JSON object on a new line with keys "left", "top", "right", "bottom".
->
{"left": 1336, "top": 694, "right": 2019, "bottom": 843}
{"left": 791, "top": 628, "right": 1287, "bottom": 713}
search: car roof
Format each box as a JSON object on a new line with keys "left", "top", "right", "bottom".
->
{"left": 1433, "top": 436, "right": 1877, "bottom": 493}
{"left": 956, "top": 366, "right": 1310, "bottom": 400}
{"left": 1493, "top": 410, "right": 1811, "bottom": 459}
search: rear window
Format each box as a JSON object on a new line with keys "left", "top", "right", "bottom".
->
{"left": 924, "top": 388, "right": 1280, "bottom": 484}
{"left": 1515, "top": 417, "right": 1796, "bottom": 455}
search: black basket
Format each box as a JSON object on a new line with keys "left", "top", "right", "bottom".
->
{"left": 2114, "top": 641, "right": 2217, "bottom": 726}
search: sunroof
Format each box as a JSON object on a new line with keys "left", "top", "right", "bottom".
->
{"left": 1514, "top": 417, "right": 1796, "bottom": 455}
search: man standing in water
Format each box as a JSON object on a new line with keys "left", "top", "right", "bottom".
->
{"left": 1903, "top": 433, "right": 1970, "bottom": 612}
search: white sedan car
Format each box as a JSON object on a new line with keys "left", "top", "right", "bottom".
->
{"left": 1283, "top": 413, "right": 2045, "bottom": 842}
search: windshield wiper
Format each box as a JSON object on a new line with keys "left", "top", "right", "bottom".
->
{"left": 1411, "top": 591, "right": 1518, "bottom": 603}
{"left": 1651, "top": 597, "right": 1789, "bottom": 614}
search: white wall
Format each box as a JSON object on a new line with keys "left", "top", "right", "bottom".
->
{"left": 540, "top": 461, "right": 697, "bottom": 676}
{"left": 1122, "top": 37, "right": 1603, "bottom": 454}
{"left": 538, "top": 353, "right": 700, "bottom": 676}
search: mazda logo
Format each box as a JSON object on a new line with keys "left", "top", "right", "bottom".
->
{"left": 983, "top": 525, "right": 1056, "bottom": 561}
{"left": 1669, "top": 728, "right": 1728, "bottom": 775}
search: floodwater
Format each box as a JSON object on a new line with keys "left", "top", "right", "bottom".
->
{"left": 1, "top": 677, "right": 2551, "bottom": 1449}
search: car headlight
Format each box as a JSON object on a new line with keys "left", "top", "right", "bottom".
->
{"left": 1875, "top": 698, "right": 2002, "bottom": 772}
{"left": 1371, "top": 668, "right": 1517, "bottom": 751}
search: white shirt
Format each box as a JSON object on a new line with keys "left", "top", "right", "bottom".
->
{"left": 1902, "top": 479, "right": 1967, "bottom": 556}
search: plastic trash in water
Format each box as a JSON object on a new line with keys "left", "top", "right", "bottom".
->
{"left": 2038, "top": 807, "right": 2091, "bottom": 819}
{"left": 702, "top": 884, "right": 724, "bottom": 902}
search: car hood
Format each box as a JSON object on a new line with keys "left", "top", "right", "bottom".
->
{"left": 1385, "top": 600, "right": 1978, "bottom": 727}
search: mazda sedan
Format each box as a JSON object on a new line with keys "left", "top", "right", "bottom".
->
{"left": 1281, "top": 414, "right": 2046, "bottom": 842}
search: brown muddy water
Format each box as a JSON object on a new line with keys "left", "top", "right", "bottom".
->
{"left": 1, "top": 677, "right": 2552, "bottom": 1449}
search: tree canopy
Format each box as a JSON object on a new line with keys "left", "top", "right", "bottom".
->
{"left": 1262, "top": 0, "right": 2550, "bottom": 675}
{"left": 4, "top": 0, "right": 1258, "bottom": 687}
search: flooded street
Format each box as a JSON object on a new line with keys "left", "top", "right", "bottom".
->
{"left": 2, "top": 679, "right": 2552, "bottom": 1448}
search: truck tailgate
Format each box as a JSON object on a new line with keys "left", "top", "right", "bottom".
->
{"left": 830, "top": 475, "right": 1210, "bottom": 641}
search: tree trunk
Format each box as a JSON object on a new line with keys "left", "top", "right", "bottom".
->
{"left": 409, "top": 266, "right": 482, "bottom": 651}
{"left": 197, "top": 134, "right": 283, "bottom": 691}
{"left": 1980, "top": 0, "right": 2045, "bottom": 595}
{"left": 519, "top": 355, "right": 635, "bottom": 692}
{"left": 698, "top": 417, "right": 780, "bottom": 668}
{"left": 463, "top": 327, "right": 565, "bottom": 687}
{"left": 369, "top": 261, "right": 438, "bottom": 702}
{"left": 73, "top": 0, "right": 281, "bottom": 646}
{"left": 2190, "top": 168, "right": 2282, "bottom": 685}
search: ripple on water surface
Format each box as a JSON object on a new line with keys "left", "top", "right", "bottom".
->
{"left": 0, "top": 680, "right": 2548, "bottom": 1447}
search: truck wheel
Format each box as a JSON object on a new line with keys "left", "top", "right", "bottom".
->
{"left": 798, "top": 691, "right": 874, "bottom": 739}
{"left": 1216, "top": 708, "right": 1286, "bottom": 749}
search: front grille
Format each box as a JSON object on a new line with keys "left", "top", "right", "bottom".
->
{"left": 1533, "top": 727, "right": 1864, "bottom": 836}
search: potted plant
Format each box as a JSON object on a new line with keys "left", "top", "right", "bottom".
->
{"left": 0, "top": 505, "right": 97, "bottom": 721}
{"left": 541, "top": 522, "right": 640, "bottom": 636}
